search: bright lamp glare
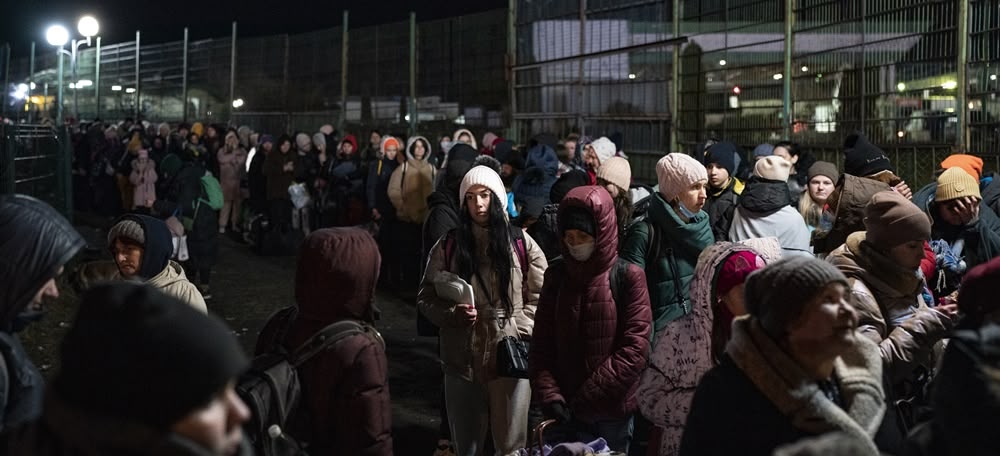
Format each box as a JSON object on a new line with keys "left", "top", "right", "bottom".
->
{"left": 111, "top": 85, "right": 122, "bottom": 91}
{"left": 76, "top": 79, "right": 93, "bottom": 88}
{"left": 78, "top": 16, "right": 99, "bottom": 37}
{"left": 46, "top": 25, "right": 69, "bottom": 46}
{"left": 232, "top": 98, "right": 245, "bottom": 108}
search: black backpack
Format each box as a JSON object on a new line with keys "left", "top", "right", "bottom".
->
{"left": 236, "top": 306, "right": 385, "bottom": 456}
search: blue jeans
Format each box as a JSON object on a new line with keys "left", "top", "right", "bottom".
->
{"left": 543, "top": 415, "right": 635, "bottom": 453}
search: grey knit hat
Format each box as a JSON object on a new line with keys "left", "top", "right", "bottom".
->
{"left": 745, "top": 256, "right": 850, "bottom": 337}
{"left": 108, "top": 219, "right": 145, "bottom": 247}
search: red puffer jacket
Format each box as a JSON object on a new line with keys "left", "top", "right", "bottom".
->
{"left": 256, "top": 227, "right": 392, "bottom": 456}
{"left": 529, "top": 186, "right": 652, "bottom": 420}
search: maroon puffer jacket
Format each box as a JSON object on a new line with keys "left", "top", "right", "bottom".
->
{"left": 529, "top": 186, "right": 652, "bottom": 420}
{"left": 256, "top": 227, "right": 392, "bottom": 456}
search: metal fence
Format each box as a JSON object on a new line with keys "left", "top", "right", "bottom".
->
{"left": 0, "top": 124, "right": 71, "bottom": 216}
{"left": 513, "top": 0, "right": 1000, "bottom": 187}
{"left": 4, "top": 9, "right": 509, "bottom": 137}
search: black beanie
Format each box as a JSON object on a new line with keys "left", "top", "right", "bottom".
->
{"left": 843, "top": 132, "right": 893, "bottom": 177}
{"left": 550, "top": 170, "right": 589, "bottom": 203}
{"left": 559, "top": 206, "right": 596, "bottom": 237}
{"left": 705, "top": 141, "right": 739, "bottom": 176}
{"left": 54, "top": 283, "right": 248, "bottom": 430}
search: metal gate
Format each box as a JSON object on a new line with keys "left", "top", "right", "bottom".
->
{"left": 0, "top": 124, "right": 71, "bottom": 216}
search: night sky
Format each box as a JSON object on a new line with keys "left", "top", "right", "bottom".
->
{"left": 2, "top": 0, "right": 506, "bottom": 56}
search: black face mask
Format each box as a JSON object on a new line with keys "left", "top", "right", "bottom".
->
{"left": 10, "top": 308, "right": 45, "bottom": 333}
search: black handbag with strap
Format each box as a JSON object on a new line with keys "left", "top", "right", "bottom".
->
{"left": 496, "top": 336, "right": 530, "bottom": 378}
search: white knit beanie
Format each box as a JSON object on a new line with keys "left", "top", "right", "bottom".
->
{"left": 596, "top": 157, "right": 632, "bottom": 191}
{"left": 589, "top": 137, "right": 617, "bottom": 165}
{"left": 656, "top": 153, "right": 708, "bottom": 201}
{"left": 459, "top": 166, "right": 508, "bottom": 212}
{"left": 754, "top": 156, "right": 792, "bottom": 182}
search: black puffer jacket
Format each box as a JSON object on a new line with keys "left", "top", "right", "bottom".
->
{"left": 527, "top": 203, "right": 561, "bottom": 262}
{"left": 0, "top": 195, "right": 84, "bottom": 431}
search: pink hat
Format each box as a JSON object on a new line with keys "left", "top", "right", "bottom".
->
{"left": 656, "top": 153, "right": 708, "bottom": 201}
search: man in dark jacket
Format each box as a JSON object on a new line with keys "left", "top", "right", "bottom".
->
{"left": 2, "top": 283, "right": 252, "bottom": 455}
{"left": 530, "top": 186, "right": 652, "bottom": 452}
{"left": 703, "top": 141, "right": 745, "bottom": 241}
{"left": 256, "top": 228, "right": 392, "bottom": 456}
{"left": 528, "top": 170, "right": 589, "bottom": 262}
{"left": 246, "top": 134, "right": 272, "bottom": 214}
{"left": 0, "top": 195, "right": 84, "bottom": 432}
{"left": 153, "top": 156, "right": 219, "bottom": 299}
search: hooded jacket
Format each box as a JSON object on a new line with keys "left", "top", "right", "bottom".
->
{"left": 680, "top": 318, "right": 886, "bottom": 456}
{"left": 514, "top": 144, "right": 559, "bottom": 203}
{"left": 530, "top": 187, "right": 652, "bottom": 420}
{"left": 422, "top": 144, "right": 479, "bottom": 259}
{"left": 2, "top": 393, "right": 253, "bottom": 456}
{"left": 638, "top": 240, "right": 779, "bottom": 456}
{"left": 0, "top": 195, "right": 85, "bottom": 431}
{"left": 388, "top": 136, "right": 436, "bottom": 223}
{"left": 813, "top": 171, "right": 901, "bottom": 254}
{"left": 729, "top": 178, "right": 812, "bottom": 257}
{"left": 418, "top": 215, "right": 548, "bottom": 382}
{"left": 366, "top": 137, "right": 401, "bottom": 220}
{"left": 256, "top": 228, "right": 392, "bottom": 456}
{"left": 452, "top": 128, "right": 477, "bottom": 150}
{"left": 827, "top": 232, "right": 953, "bottom": 383}
{"left": 79, "top": 215, "right": 207, "bottom": 313}
{"left": 620, "top": 193, "right": 715, "bottom": 335}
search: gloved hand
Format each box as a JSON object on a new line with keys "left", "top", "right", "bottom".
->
{"left": 544, "top": 401, "right": 572, "bottom": 423}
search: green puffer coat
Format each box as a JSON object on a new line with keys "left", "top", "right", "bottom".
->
{"left": 621, "top": 193, "right": 715, "bottom": 336}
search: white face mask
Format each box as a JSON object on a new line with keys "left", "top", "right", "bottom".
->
{"left": 567, "top": 241, "right": 595, "bottom": 262}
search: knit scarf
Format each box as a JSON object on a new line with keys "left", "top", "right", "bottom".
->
{"left": 726, "top": 318, "right": 885, "bottom": 455}
{"left": 848, "top": 234, "right": 923, "bottom": 297}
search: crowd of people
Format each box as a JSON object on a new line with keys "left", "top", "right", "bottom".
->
{"left": 0, "top": 118, "right": 998, "bottom": 456}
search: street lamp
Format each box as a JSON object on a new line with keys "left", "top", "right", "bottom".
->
{"left": 46, "top": 24, "right": 69, "bottom": 126}
{"left": 71, "top": 16, "right": 100, "bottom": 122}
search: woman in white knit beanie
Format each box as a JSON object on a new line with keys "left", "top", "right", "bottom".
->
{"left": 417, "top": 165, "right": 548, "bottom": 456}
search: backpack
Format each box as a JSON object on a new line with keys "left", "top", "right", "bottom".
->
{"left": 237, "top": 306, "right": 385, "bottom": 456}
{"left": 198, "top": 173, "right": 225, "bottom": 210}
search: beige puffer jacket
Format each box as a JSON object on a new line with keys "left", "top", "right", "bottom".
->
{"left": 417, "top": 224, "right": 547, "bottom": 382}
{"left": 388, "top": 136, "right": 436, "bottom": 223}
{"left": 827, "top": 232, "right": 954, "bottom": 382}
{"left": 75, "top": 260, "right": 207, "bottom": 314}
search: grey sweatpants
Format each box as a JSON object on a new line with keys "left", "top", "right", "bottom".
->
{"left": 444, "top": 373, "right": 531, "bottom": 456}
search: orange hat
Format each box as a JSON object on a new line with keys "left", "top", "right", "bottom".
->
{"left": 940, "top": 154, "right": 983, "bottom": 180}
{"left": 383, "top": 137, "right": 400, "bottom": 151}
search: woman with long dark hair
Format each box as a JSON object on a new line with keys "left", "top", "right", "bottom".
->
{"left": 418, "top": 166, "right": 547, "bottom": 456}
